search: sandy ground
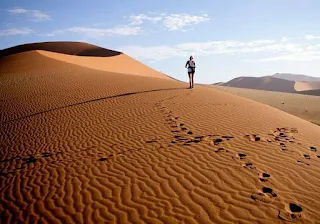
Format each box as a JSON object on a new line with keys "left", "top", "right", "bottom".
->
{"left": 210, "top": 86, "right": 320, "bottom": 125}
{"left": 1, "top": 46, "right": 320, "bottom": 223}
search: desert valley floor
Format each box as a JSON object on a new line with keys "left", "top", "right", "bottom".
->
{"left": 1, "top": 43, "right": 320, "bottom": 223}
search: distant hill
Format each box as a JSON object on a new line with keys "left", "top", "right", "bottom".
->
{"left": 216, "top": 76, "right": 296, "bottom": 92}
{"left": 272, "top": 73, "right": 320, "bottom": 82}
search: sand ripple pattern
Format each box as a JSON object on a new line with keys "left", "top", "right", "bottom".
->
{"left": 1, "top": 60, "right": 320, "bottom": 223}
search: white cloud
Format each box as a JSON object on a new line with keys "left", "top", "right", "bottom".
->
{"left": 8, "top": 8, "right": 51, "bottom": 22}
{"left": 128, "top": 14, "right": 162, "bottom": 25}
{"left": 0, "top": 28, "right": 34, "bottom": 36}
{"left": 162, "top": 13, "right": 210, "bottom": 31}
{"left": 120, "top": 37, "right": 320, "bottom": 62}
{"left": 54, "top": 26, "right": 141, "bottom": 37}
{"left": 305, "top": 35, "right": 320, "bottom": 40}
{"left": 127, "top": 13, "right": 210, "bottom": 31}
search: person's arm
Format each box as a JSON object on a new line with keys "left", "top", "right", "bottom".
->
{"left": 185, "top": 61, "right": 189, "bottom": 68}
{"left": 194, "top": 61, "right": 196, "bottom": 68}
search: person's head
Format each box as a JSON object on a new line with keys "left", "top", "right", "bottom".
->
{"left": 190, "top": 56, "right": 193, "bottom": 60}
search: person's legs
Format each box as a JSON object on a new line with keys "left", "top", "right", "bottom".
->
{"left": 188, "top": 73, "right": 192, "bottom": 88}
{"left": 191, "top": 73, "right": 194, "bottom": 88}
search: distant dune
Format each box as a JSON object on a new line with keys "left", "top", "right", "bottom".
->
{"left": 273, "top": 73, "right": 320, "bottom": 82}
{"left": 298, "top": 89, "right": 320, "bottom": 96}
{"left": 217, "top": 76, "right": 297, "bottom": 92}
{"left": 216, "top": 75, "right": 320, "bottom": 94}
{"left": 210, "top": 85, "right": 320, "bottom": 124}
{"left": 0, "top": 41, "right": 122, "bottom": 57}
{"left": 1, "top": 41, "right": 320, "bottom": 223}
{"left": 294, "top": 81, "right": 320, "bottom": 92}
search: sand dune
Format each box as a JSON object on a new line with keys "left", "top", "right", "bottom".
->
{"left": 0, "top": 42, "right": 167, "bottom": 80}
{"left": 1, "top": 42, "right": 320, "bottom": 223}
{"left": 298, "top": 89, "right": 320, "bottom": 96}
{"left": 217, "top": 76, "right": 320, "bottom": 94}
{"left": 294, "top": 81, "right": 320, "bottom": 92}
{"left": 218, "top": 76, "right": 297, "bottom": 92}
{"left": 272, "top": 73, "right": 320, "bottom": 82}
{"left": 211, "top": 85, "right": 320, "bottom": 125}
{"left": 0, "top": 41, "right": 122, "bottom": 57}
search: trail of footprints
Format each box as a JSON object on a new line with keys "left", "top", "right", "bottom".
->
{"left": 156, "top": 102, "right": 305, "bottom": 221}
{"left": 97, "top": 98, "right": 315, "bottom": 221}
{"left": 1, "top": 97, "right": 311, "bottom": 221}
{"left": 0, "top": 151, "right": 62, "bottom": 176}
{"left": 243, "top": 127, "right": 320, "bottom": 221}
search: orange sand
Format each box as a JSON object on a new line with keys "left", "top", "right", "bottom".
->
{"left": 211, "top": 85, "right": 320, "bottom": 125}
{"left": 1, "top": 42, "right": 320, "bottom": 223}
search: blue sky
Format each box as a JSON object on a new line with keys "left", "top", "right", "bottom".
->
{"left": 1, "top": 0, "right": 320, "bottom": 83}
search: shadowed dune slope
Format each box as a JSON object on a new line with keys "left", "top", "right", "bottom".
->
{"left": 298, "top": 89, "right": 320, "bottom": 96}
{"left": 0, "top": 41, "right": 121, "bottom": 57}
{"left": 1, "top": 50, "right": 320, "bottom": 223}
{"left": 219, "top": 76, "right": 296, "bottom": 92}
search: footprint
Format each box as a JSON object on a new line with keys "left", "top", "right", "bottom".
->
{"left": 262, "top": 187, "right": 277, "bottom": 197}
{"left": 187, "top": 131, "right": 193, "bottom": 135}
{"left": 251, "top": 187, "right": 277, "bottom": 202}
{"left": 303, "top": 154, "right": 310, "bottom": 159}
{"left": 280, "top": 203, "right": 303, "bottom": 220}
{"left": 310, "top": 146, "right": 317, "bottom": 152}
{"left": 245, "top": 134, "right": 261, "bottom": 142}
{"left": 214, "top": 139, "right": 223, "bottom": 145}
{"left": 290, "top": 203, "right": 302, "bottom": 213}
{"left": 242, "top": 162, "right": 255, "bottom": 169}
{"left": 214, "top": 148, "right": 225, "bottom": 153}
{"left": 181, "top": 127, "right": 188, "bottom": 131}
{"left": 259, "top": 172, "right": 270, "bottom": 182}
{"left": 278, "top": 209, "right": 302, "bottom": 221}
{"left": 297, "top": 160, "right": 310, "bottom": 166}
{"left": 237, "top": 153, "right": 246, "bottom": 159}
{"left": 99, "top": 158, "right": 107, "bottom": 161}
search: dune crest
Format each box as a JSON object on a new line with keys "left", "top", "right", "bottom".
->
{"left": 0, "top": 41, "right": 121, "bottom": 57}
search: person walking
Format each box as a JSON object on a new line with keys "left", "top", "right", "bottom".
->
{"left": 185, "top": 56, "right": 196, "bottom": 88}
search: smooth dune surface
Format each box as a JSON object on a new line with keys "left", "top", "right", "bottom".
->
{"left": 217, "top": 76, "right": 320, "bottom": 93}
{"left": 210, "top": 85, "right": 320, "bottom": 125}
{"left": 272, "top": 73, "right": 320, "bottom": 82}
{"left": 1, "top": 43, "right": 320, "bottom": 223}
{"left": 218, "top": 76, "right": 297, "bottom": 93}
{"left": 294, "top": 81, "right": 320, "bottom": 92}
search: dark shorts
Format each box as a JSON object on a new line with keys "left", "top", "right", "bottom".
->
{"left": 188, "top": 68, "right": 195, "bottom": 74}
